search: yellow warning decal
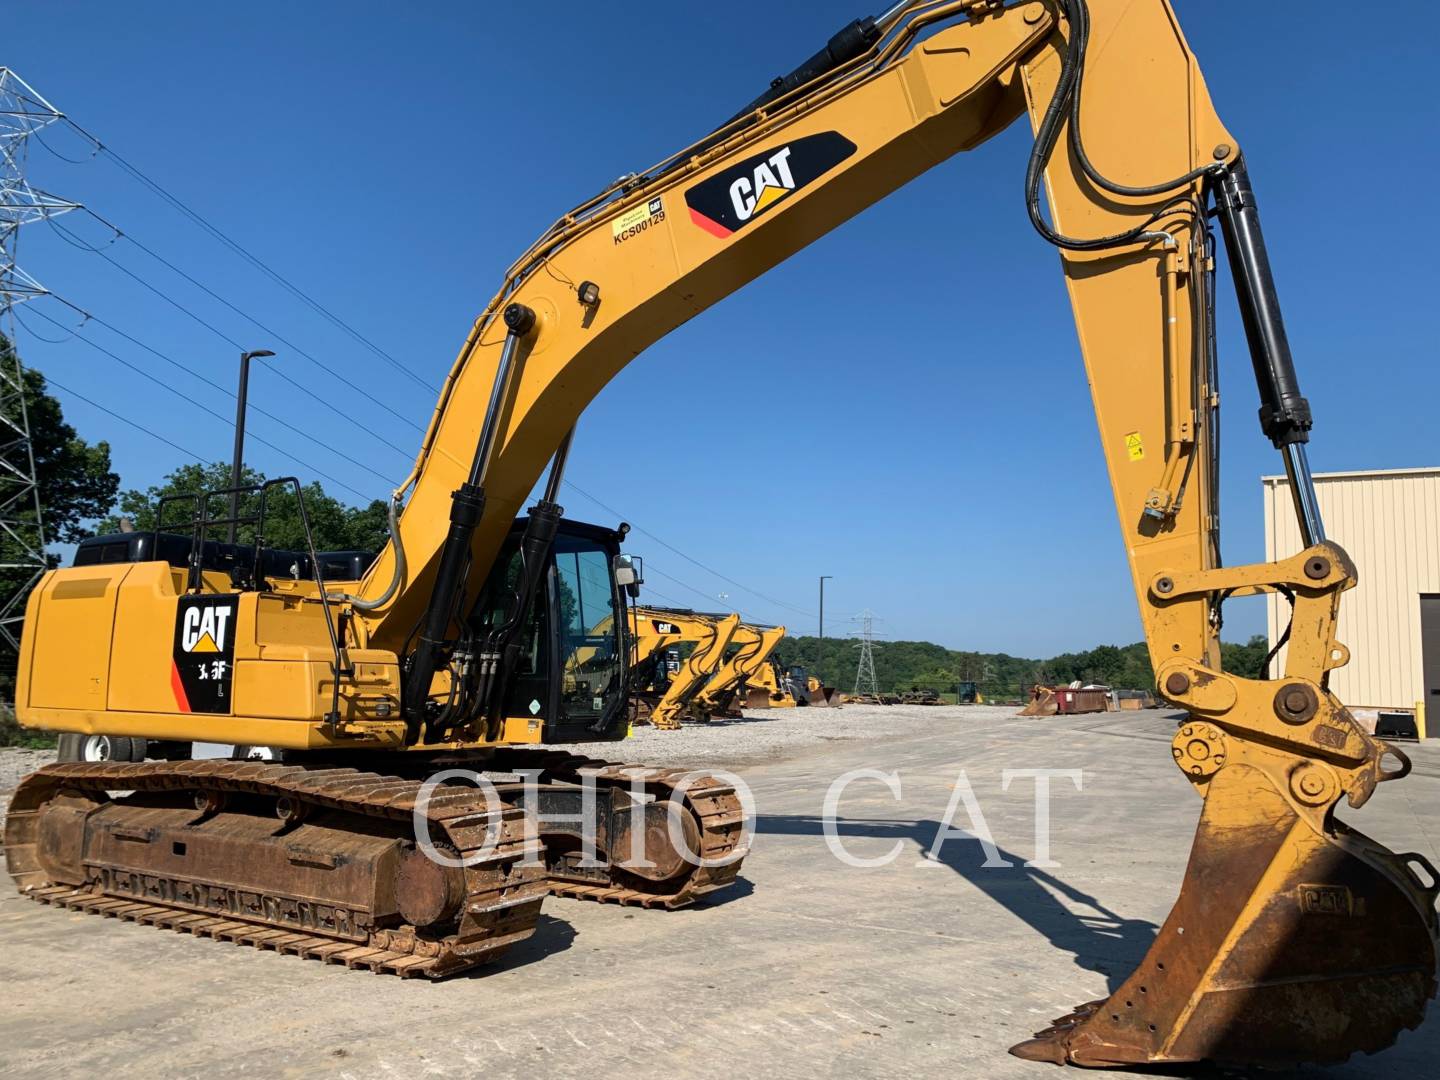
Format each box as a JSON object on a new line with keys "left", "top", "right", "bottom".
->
{"left": 1125, "top": 432, "right": 1145, "bottom": 462}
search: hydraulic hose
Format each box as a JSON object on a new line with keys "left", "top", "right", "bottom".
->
{"left": 326, "top": 492, "right": 406, "bottom": 610}
{"left": 1024, "top": 0, "right": 1215, "bottom": 251}
{"left": 1062, "top": 0, "right": 1221, "bottom": 200}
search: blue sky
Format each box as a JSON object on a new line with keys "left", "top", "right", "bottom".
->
{"left": 6, "top": 2, "right": 1437, "bottom": 656}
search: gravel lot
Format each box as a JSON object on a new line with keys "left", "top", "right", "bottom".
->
{"left": 0, "top": 703, "right": 1025, "bottom": 794}
{"left": 2, "top": 708, "right": 1435, "bottom": 1079}
{"left": 569, "top": 702, "right": 1027, "bottom": 769}
{"left": 0, "top": 747, "right": 55, "bottom": 797}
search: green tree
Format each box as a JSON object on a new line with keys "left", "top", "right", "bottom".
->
{"left": 96, "top": 460, "right": 390, "bottom": 552}
{"left": 773, "top": 633, "right": 1175, "bottom": 701}
{"left": 1222, "top": 634, "right": 1271, "bottom": 680}
{"left": 0, "top": 347, "right": 120, "bottom": 553}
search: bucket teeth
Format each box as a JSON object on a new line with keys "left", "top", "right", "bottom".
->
{"left": 1048, "top": 999, "right": 1105, "bottom": 1027}
{"left": 1008, "top": 1036, "right": 1070, "bottom": 1064}
{"left": 1009, "top": 764, "right": 1438, "bottom": 1068}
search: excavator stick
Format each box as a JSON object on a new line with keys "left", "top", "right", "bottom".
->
{"left": 996, "top": 0, "right": 1440, "bottom": 1061}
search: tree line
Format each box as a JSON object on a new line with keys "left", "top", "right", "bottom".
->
{"left": 773, "top": 633, "right": 1271, "bottom": 702}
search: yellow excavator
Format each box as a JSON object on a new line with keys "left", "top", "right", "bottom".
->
{"left": 625, "top": 605, "right": 725, "bottom": 724}
{"left": 691, "top": 623, "right": 788, "bottom": 720}
{"left": 6, "top": 0, "right": 1436, "bottom": 1066}
{"left": 626, "top": 607, "right": 741, "bottom": 729}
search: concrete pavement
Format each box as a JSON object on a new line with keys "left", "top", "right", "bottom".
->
{"left": 1, "top": 708, "right": 1436, "bottom": 1079}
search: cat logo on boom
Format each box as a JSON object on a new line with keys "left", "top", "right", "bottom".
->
{"left": 685, "top": 131, "right": 857, "bottom": 238}
{"left": 729, "top": 146, "right": 796, "bottom": 222}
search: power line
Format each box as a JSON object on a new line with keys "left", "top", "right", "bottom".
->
{"left": 52, "top": 211, "right": 425, "bottom": 453}
{"left": 27, "top": 301, "right": 398, "bottom": 490}
{"left": 15, "top": 306, "right": 380, "bottom": 504}
{"left": 44, "top": 373, "right": 205, "bottom": 459}
{"left": 58, "top": 118, "right": 436, "bottom": 393}
{"left": 31, "top": 124, "right": 98, "bottom": 165}
{"left": 48, "top": 215, "right": 245, "bottom": 349}
{"left": 560, "top": 478, "right": 819, "bottom": 619}
{"left": 640, "top": 562, "right": 810, "bottom": 630}
{"left": 644, "top": 562, "right": 735, "bottom": 609}
{"left": 33, "top": 88, "right": 812, "bottom": 628}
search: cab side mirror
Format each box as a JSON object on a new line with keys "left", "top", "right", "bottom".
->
{"left": 613, "top": 554, "right": 644, "bottom": 598}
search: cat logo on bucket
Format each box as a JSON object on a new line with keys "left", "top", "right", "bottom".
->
{"left": 171, "top": 595, "right": 240, "bottom": 714}
{"left": 685, "top": 131, "right": 857, "bottom": 238}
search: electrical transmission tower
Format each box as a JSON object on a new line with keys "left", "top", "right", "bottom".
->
{"left": 852, "top": 609, "right": 881, "bottom": 698}
{"left": 0, "top": 69, "right": 79, "bottom": 651}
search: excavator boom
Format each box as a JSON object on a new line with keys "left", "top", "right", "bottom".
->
{"left": 694, "top": 624, "right": 788, "bottom": 719}
{"left": 626, "top": 609, "right": 742, "bottom": 730}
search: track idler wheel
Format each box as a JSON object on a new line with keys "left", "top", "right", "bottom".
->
{"left": 1011, "top": 762, "right": 1439, "bottom": 1067}
{"left": 610, "top": 791, "right": 702, "bottom": 884}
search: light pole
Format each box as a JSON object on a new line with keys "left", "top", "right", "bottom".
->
{"left": 228, "top": 349, "right": 275, "bottom": 542}
{"left": 818, "top": 575, "right": 832, "bottom": 682}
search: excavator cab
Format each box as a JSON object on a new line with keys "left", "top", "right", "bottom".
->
{"left": 785, "top": 665, "right": 813, "bottom": 704}
{"left": 462, "top": 515, "right": 636, "bottom": 743}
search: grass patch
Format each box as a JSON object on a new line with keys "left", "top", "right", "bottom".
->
{"left": 0, "top": 705, "right": 56, "bottom": 749}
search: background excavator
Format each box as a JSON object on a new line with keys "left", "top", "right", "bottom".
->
{"left": 5, "top": 0, "right": 1436, "bottom": 1067}
{"left": 692, "top": 623, "right": 788, "bottom": 720}
{"left": 625, "top": 607, "right": 741, "bottom": 729}
{"left": 741, "top": 659, "right": 803, "bottom": 709}
{"left": 743, "top": 660, "right": 840, "bottom": 709}
{"left": 625, "top": 605, "right": 724, "bottom": 722}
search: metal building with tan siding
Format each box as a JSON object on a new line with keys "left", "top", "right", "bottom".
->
{"left": 1264, "top": 467, "right": 1440, "bottom": 734}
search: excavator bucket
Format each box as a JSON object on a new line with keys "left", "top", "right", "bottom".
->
{"left": 1020, "top": 686, "right": 1059, "bottom": 716}
{"left": 1012, "top": 751, "right": 1439, "bottom": 1067}
{"left": 744, "top": 686, "right": 776, "bottom": 709}
{"left": 806, "top": 681, "right": 841, "bottom": 707}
